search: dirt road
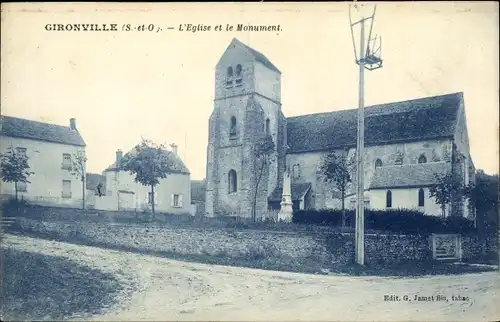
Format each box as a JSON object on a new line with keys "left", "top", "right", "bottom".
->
{"left": 3, "top": 234, "right": 499, "bottom": 321}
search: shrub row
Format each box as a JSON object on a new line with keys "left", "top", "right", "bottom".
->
{"left": 292, "top": 208, "right": 477, "bottom": 234}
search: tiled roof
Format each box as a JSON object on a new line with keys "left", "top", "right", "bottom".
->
{"left": 191, "top": 179, "right": 206, "bottom": 201}
{"left": 0, "top": 115, "right": 86, "bottom": 147}
{"left": 286, "top": 92, "right": 462, "bottom": 153}
{"left": 234, "top": 38, "right": 281, "bottom": 73}
{"left": 369, "top": 162, "right": 450, "bottom": 189}
{"left": 86, "top": 173, "right": 106, "bottom": 193}
{"left": 105, "top": 146, "right": 190, "bottom": 175}
{"left": 268, "top": 182, "right": 312, "bottom": 202}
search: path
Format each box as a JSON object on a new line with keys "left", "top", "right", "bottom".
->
{"left": 3, "top": 234, "right": 499, "bottom": 321}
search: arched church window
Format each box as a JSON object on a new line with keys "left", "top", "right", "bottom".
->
{"left": 230, "top": 116, "right": 237, "bottom": 137}
{"left": 235, "top": 64, "right": 243, "bottom": 86}
{"left": 418, "top": 154, "right": 427, "bottom": 164}
{"left": 226, "top": 66, "right": 233, "bottom": 88}
{"left": 386, "top": 190, "right": 392, "bottom": 208}
{"left": 375, "top": 158, "right": 383, "bottom": 168}
{"left": 418, "top": 188, "right": 425, "bottom": 207}
{"left": 228, "top": 170, "right": 237, "bottom": 193}
{"left": 265, "top": 118, "right": 270, "bottom": 135}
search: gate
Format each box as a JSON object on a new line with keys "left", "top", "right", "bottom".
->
{"left": 432, "top": 234, "right": 462, "bottom": 261}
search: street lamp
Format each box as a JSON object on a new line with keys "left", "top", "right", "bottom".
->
{"left": 349, "top": 4, "right": 383, "bottom": 266}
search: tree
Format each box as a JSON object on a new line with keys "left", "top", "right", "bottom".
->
{"left": 252, "top": 134, "right": 275, "bottom": 222}
{"left": 319, "top": 149, "right": 355, "bottom": 229}
{"left": 429, "top": 172, "right": 466, "bottom": 218}
{"left": 0, "top": 145, "right": 34, "bottom": 201}
{"left": 70, "top": 150, "right": 87, "bottom": 209}
{"left": 119, "top": 138, "right": 173, "bottom": 220}
{"left": 465, "top": 170, "right": 499, "bottom": 232}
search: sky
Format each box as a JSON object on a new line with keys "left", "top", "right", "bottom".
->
{"left": 2, "top": 2, "right": 498, "bottom": 179}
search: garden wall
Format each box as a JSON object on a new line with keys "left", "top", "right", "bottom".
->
{"left": 6, "top": 217, "right": 490, "bottom": 266}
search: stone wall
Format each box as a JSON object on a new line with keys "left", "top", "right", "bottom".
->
{"left": 9, "top": 218, "right": 333, "bottom": 262}
{"left": 7, "top": 216, "right": 491, "bottom": 266}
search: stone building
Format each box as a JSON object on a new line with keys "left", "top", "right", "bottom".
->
{"left": 87, "top": 143, "right": 192, "bottom": 214}
{"left": 0, "top": 116, "right": 87, "bottom": 208}
{"left": 205, "top": 38, "right": 475, "bottom": 219}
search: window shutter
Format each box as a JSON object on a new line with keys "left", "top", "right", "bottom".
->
{"left": 179, "top": 194, "right": 183, "bottom": 207}
{"left": 171, "top": 194, "right": 174, "bottom": 207}
{"left": 155, "top": 191, "right": 158, "bottom": 205}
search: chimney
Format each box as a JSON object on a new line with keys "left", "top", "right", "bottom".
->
{"left": 170, "top": 143, "right": 178, "bottom": 154}
{"left": 116, "top": 149, "right": 123, "bottom": 169}
{"left": 70, "top": 118, "right": 77, "bottom": 130}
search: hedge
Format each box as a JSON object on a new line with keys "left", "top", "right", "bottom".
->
{"left": 292, "top": 208, "right": 476, "bottom": 234}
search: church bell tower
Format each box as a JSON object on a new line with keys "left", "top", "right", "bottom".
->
{"left": 205, "top": 38, "right": 285, "bottom": 219}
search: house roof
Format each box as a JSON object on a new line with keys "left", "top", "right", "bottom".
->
{"left": 268, "top": 182, "right": 312, "bottom": 202}
{"left": 233, "top": 38, "right": 281, "bottom": 74}
{"left": 369, "top": 162, "right": 450, "bottom": 189}
{"left": 0, "top": 115, "right": 86, "bottom": 147}
{"left": 86, "top": 173, "right": 106, "bottom": 192}
{"left": 105, "top": 146, "right": 190, "bottom": 175}
{"left": 191, "top": 179, "right": 206, "bottom": 201}
{"left": 286, "top": 92, "right": 462, "bottom": 153}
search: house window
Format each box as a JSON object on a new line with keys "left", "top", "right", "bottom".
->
{"left": 228, "top": 169, "right": 237, "bottom": 193}
{"left": 172, "top": 194, "right": 183, "bottom": 208}
{"left": 15, "top": 147, "right": 27, "bottom": 158}
{"left": 375, "top": 158, "right": 383, "bottom": 168}
{"left": 62, "top": 180, "right": 72, "bottom": 198}
{"left": 235, "top": 64, "right": 243, "bottom": 86}
{"left": 418, "top": 154, "right": 427, "bottom": 164}
{"left": 62, "top": 153, "right": 72, "bottom": 170}
{"left": 16, "top": 180, "right": 27, "bottom": 192}
{"left": 386, "top": 190, "right": 392, "bottom": 208}
{"left": 230, "top": 116, "right": 237, "bottom": 138}
{"left": 418, "top": 188, "right": 425, "bottom": 207}
{"left": 292, "top": 164, "right": 300, "bottom": 179}
{"left": 226, "top": 66, "right": 233, "bottom": 88}
{"left": 265, "top": 118, "right": 270, "bottom": 135}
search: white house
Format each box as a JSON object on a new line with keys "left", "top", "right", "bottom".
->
{"left": 0, "top": 116, "right": 87, "bottom": 208}
{"left": 88, "top": 143, "right": 192, "bottom": 214}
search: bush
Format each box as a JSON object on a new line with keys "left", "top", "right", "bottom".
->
{"left": 292, "top": 208, "right": 477, "bottom": 234}
{"left": 1, "top": 197, "right": 30, "bottom": 215}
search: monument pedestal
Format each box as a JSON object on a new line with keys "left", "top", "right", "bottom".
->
{"left": 278, "top": 167, "right": 293, "bottom": 223}
{"left": 278, "top": 198, "right": 293, "bottom": 223}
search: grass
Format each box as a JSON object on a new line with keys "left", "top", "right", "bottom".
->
{"left": 1, "top": 248, "right": 123, "bottom": 321}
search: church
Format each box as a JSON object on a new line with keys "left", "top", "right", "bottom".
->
{"left": 205, "top": 38, "right": 475, "bottom": 220}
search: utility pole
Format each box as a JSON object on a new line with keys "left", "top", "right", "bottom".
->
{"left": 355, "top": 17, "right": 366, "bottom": 266}
{"left": 349, "top": 4, "right": 383, "bottom": 266}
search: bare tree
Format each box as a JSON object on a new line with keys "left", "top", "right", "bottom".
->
{"left": 252, "top": 135, "right": 275, "bottom": 222}
{"left": 71, "top": 150, "right": 87, "bottom": 209}
{"left": 319, "top": 149, "right": 355, "bottom": 229}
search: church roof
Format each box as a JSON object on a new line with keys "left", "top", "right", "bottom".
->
{"left": 104, "top": 145, "right": 190, "bottom": 175}
{"left": 0, "top": 115, "right": 86, "bottom": 147}
{"left": 369, "top": 162, "right": 449, "bottom": 189}
{"left": 232, "top": 38, "right": 281, "bottom": 73}
{"left": 286, "top": 92, "right": 462, "bottom": 153}
{"left": 268, "top": 182, "right": 312, "bottom": 202}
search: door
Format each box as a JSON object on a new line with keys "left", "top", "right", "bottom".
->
{"left": 118, "top": 191, "right": 135, "bottom": 210}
